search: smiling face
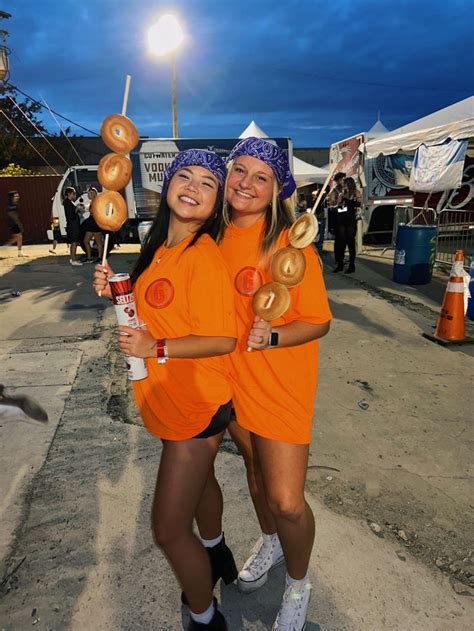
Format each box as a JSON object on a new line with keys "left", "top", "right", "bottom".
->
{"left": 226, "top": 155, "right": 275, "bottom": 222}
{"left": 166, "top": 165, "right": 219, "bottom": 227}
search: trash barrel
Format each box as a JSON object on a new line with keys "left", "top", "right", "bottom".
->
{"left": 393, "top": 224, "right": 437, "bottom": 285}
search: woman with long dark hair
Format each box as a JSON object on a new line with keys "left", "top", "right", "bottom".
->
{"left": 93, "top": 150, "right": 237, "bottom": 630}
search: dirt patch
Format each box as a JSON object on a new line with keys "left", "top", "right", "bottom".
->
{"left": 307, "top": 471, "right": 474, "bottom": 589}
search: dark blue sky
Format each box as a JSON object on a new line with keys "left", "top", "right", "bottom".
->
{"left": 2, "top": 0, "right": 473, "bottom": 147}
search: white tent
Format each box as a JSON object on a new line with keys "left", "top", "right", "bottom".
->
{"left": 366, "top": 116, "right": 389, "bottom": 139}
{"left": 238, "top": 120, "right": 329, "bottom": 185}
{"left": 239, "top": 120, "right": 269, "bottom": 139}
{"left": 365, "top": 96, "right": 474, "bottom": 158}
{"left": 292, "top": 156, "right": 329, "bottom": 185}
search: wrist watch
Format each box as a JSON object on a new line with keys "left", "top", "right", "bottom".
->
{"left": 268, "top": 329, "right": 279, "bottom": 348}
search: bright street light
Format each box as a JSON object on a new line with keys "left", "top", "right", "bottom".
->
{"left": 147, "top": 14, "right": 184, "bottom": 138}
{"left": 147, "top": 14, "right": 184, "bottom": 57}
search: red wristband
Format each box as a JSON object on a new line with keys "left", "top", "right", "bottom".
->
{"left": 156, "top": 338, "right": 168, "bottom": 364}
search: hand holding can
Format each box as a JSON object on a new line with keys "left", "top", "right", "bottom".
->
{"left": 109, "top": 273, "right": 148, "bottom": 381}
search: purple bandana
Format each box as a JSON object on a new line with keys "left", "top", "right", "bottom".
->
{"left": 227, "top": 137, "right": 296, "bottom": 200}
{"left": 162, "top": 149, "right": 227, "bottom": 195}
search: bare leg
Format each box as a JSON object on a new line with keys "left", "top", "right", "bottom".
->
{"left": 153, "top": 432, "right": 224, "bottom": 613}
{"left": 70, "top": 242, "right": 78, "bottom": 261}
{"left": 252, "top": 435, "right": 314, "bottom": 579}
{"left": 195, "top": 469, "right": 223, "bottom": 540}
{"left": 94, "top": 232, "right": 104, "bottom": 259}
{"left": 84, "top": 232, "right": 93, "bottom": 259}
{"left": 227, "top": 421, "right": 277, "bottom": 534}
{"left": 16, "top": 233, "right": 23, "bottom": 252}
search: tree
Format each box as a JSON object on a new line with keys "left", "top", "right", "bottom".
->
{"left": 0, "top": 162, "right": 33, "bottom": 176}
{"left": 0, "top": 83, "right": 49, "bottom": 168}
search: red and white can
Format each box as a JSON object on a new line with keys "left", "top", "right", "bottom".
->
{"left": 109, "top": 273, "right": 148, "bottom": 382}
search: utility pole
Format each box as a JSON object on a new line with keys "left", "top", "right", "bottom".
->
{"left": 0, "top": 10, "right": 11, "bottom": 81}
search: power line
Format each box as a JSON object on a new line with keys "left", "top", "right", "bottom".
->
{"left": 8, "top": 95, "right": 71, "bottom": 167}
{"left": 4, "top": 80, "right": 100, "bottom": 136}
{"left": 0, "top": 109, "right": 60, "bottom": 174}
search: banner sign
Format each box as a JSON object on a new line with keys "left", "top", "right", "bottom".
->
{"left": 409, "top": 139, "right": 468, "bottom": 193}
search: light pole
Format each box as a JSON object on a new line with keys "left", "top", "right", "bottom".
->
{"left": 0, "top": 10, "right": 11, "bottom": 82}
{"left": 147, "top": 14, "right": 184, "bottom": 138}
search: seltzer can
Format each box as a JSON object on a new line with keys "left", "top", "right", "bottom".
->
{"left": 109, "top": 273, "right": 148, "bottom": 381}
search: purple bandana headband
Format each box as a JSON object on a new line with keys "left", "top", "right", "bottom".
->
{"left": 162, "top": 149, "right": 227, "bottom": 195}
{"left": 227, "top": 137, "right": 296, "bottom": 201}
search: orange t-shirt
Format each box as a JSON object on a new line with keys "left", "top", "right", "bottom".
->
{"left": 219, "top": 219, "right": 332, "bottom": 444}
{"left": 132, "top": 234, "right": 237, "bottom": 440}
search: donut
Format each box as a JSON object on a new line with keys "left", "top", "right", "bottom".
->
{"left": 100, "top": 114, "right": 139, "bottom": 154}
{"left": 252, "top": 282, "right": 291, "bottom": 321}
{"left": 288, "top": 213, "right": 318, "bottom": 249}
{"left": 98, "top": 153, "right": 133, "bottom": 191}
{"left": 91, "top": 191, "right": 128, "bottom": 232}
{"left": 271, "top": 247, "right": 306, "bottom": 287}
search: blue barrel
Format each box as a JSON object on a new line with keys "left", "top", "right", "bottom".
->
{"left": 393, "top": 224, "right": 437, "bottom": 285}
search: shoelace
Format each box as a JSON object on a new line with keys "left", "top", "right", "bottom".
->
{"left": 243, "top": 538, "right": 273, "bottom": 573}
{"left": 277, "top": 583, "right": 312, "bottom": 627}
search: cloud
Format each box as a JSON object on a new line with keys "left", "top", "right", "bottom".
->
{"left": 2, "top": 0, "right": 473, "bottom": 147}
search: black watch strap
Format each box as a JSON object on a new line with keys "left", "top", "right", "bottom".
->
{"left": 268, "top": 330, "right": 279, "bottom": 347}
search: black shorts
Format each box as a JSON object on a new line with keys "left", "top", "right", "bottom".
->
{"left": 7, "top": 213, "right": 23, "bottom": 235}
{"left": 82, "top": 216, "right": 101, "bottom": 233}
{"left": 193, "top": 401, "right": 232, "bottom": 439}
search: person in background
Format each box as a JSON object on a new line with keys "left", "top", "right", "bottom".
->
{"left": 327, "top": 172, "right": 345, "bottom": 266}
{"left": 63, "top": 187, "right": 82, "bottom": 266}
{"left": 334, "top": 176, "right": 362, "bottom": 273}
{"left": 313, "top": 185, "right": 330, "bottom": 255}
{"left": 295, "top": 192, "right": 307, "bottom": 216}
{"left": 5, "top": 191, "right": 27, "bottom": 257}
{"left": 48, "top": 214, "right": 64, "bottom": 254}
{"left": 81, "top": 188, "right": 104, "bottom": 262}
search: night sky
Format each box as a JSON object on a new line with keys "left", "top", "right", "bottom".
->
{"left": 2, "top": 0, "right": 473, "bottom": 147}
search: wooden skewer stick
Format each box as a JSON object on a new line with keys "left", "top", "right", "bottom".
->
{"left": 99, "top": 74, "right": 132, "bottom": 291}
{"left": 309, "top": 163, "right": 338, "bottom": 216}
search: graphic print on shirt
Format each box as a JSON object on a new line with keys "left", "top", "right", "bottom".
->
{"left": 234, "top": 266, "right": 264, "bottom": 296}
{"left": 145, "top": 278, "right": 175, "bottom": 309}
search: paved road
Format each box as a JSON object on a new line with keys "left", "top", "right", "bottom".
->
{"left": 0, "top": 245, "right": 472, "bottom": 630}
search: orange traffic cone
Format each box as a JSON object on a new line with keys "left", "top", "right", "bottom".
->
{"left": 424, "top": 250, "right": 467, "bottom": 345}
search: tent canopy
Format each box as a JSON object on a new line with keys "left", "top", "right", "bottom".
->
{"left": 292, "top": 156, "right": 329, "bottom": 185}
{"left": 239, "top": 120, "right": 269, "bottom": 139}
{"left": 364, "top": 96, "right": 474, "bottom": 158}
{"left": 238, "top": 120, "right": 329, "bottom": 185}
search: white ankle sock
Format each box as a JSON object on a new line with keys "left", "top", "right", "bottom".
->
{"left": 262, "top": 532, "right": 278, "bottom": 543}
{"left": 200, "top": 532, "right": 223, "bottom": 548}
{"left": 286, "top": 572, "right": 310, "bottom": 590}
{"left": 190, "top": 600, "right": 215, "bottom": 624}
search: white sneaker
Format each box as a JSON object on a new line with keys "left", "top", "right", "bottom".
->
{"left": 70, "top": 259, "right": 83, "bottom": 266}
{"left": 238, "top": 534, "right": 285, "bottom": 593}
{"left": 272, "top": 576, "right": 312, "bottom": 631}
{"left": 18, "top": 252, "right": 28, "bottom": 257}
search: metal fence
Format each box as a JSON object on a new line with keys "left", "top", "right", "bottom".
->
{"left": 366, "top": 205, "right": 473, "bottom": 270}
{"left": 435, "top": 209, "right": 474, "bottom": 270}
